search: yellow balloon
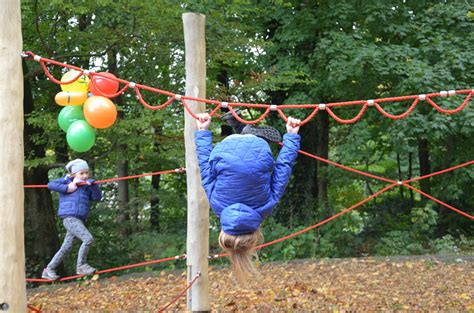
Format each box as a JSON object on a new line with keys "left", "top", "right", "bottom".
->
{"left": 60, "top": 70, "right": 90, "bottom": 93}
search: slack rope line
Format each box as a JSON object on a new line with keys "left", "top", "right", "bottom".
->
{"left": 26, "top": 254, "right": 187, "bottom": 283}
{"left": 24, "top": 168, "right": 186, "bottom": 188}
{"left": 157, "top": 271, "right": 201, "bottom": 312}
{"left": 22, "top": 51, "right": 473, "bottom": 126}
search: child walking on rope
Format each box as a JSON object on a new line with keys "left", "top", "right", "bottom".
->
{"left": 195, "top": 110, "right": 301, "bottom": 284}
{"left": 42, "top": 159, "right": 102, "bottom": 280}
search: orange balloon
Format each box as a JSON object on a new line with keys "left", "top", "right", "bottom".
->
{"left": 83, "top": 96, "right": 117, "bottom": 129}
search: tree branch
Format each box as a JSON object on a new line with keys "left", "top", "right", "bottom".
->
{"left": 34, "top": 0, "right": 54, "bottom": 56}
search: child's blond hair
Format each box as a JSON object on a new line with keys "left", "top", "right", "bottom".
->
{"left": 218, "top": 229, "right": 263, "bottom": 285}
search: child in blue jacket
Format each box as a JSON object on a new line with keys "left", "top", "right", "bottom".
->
{"left": 195, "top": 111, "right": 301, "bottom": 284}
{"left": 42, "top": 159, "right": 102, "bottom": 280}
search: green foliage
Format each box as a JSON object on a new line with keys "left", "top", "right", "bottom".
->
{"left": 260, "top": 219, "right": 318, "bottom": 261}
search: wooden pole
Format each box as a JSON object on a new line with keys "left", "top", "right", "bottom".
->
{"left": 0, "top": 0, "right": 27, "bottom": 311}
{"left": 183, "top": 13, "right": 210, "bottom": 312}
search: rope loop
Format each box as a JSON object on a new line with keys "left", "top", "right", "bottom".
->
{"left": 373, "top": 98, "right": 419, "bottom": 120}
{"left": 87, "top": 72, "right": 129, "bottom": 98}
{"left": 426, "top": 93, "right": 472, "bottom": 114}
{"left": 135, "top": 86, "right": 177, "bottom": 111}
{"left": 326, "top": 103, "right": 368, "bottom": 124}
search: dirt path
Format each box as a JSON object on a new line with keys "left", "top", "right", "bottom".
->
{"left": 28, "top": 254, "right": 473, "bottom": 312}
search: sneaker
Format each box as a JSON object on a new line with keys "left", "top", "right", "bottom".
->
{"left": 221, "top": 109, "right": 246, "bottom": 134}
{"left": 76, "top": 264, "right": 96, "bottom": 275}
{"left": 42, "top": 267, "right": 60, "bottom": 281}
{"left": 241, "top": 125, "right": 282, "bottom": 143}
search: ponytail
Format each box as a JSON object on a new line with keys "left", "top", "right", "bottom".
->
{"left": 218, "top": 229, "right": 263, "bottom": 285}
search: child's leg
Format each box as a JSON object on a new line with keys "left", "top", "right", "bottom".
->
{"left": 241, "top": 125, "right": 282, "bottom": 143}
{"left": 62, "top": 217, "right": 94, "bottom": 267}
{"left": 47, "top": 230, "right": 75, "bottom": 270}
{"left": 221, "top": 109, "right": 246, "bottom": 134}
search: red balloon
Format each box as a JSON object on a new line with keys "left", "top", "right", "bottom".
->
{"left": 89, "top": 72, "right": 119, "bottom": 98}
{"left": 83, "top": 96, "right": 117, "bottom": 129}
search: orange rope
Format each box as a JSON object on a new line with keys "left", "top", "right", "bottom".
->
{"left": 157, "top": 271, "right": 201, "bottom": 312}
{"left": 26, "top": 254, "right": 187, "bottom": 283}
{"left": 27, "top": 304, "right": 42, "bottom": 312}
{"left": 23, "top": 51, "right": 473, "bottom": 126}
{"left": 24, "top": 168, "right": 185, "bottom": 188}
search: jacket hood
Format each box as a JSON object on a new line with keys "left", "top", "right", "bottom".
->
{"left": 220, "top": 203, "right": 263, "bottom": 235}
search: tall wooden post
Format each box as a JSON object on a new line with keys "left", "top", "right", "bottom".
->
{"left": 183, "top": 13, "right": 210, "bottom": 311}
{"left": 0, "top": 0, "right": 27, "bottom": 311}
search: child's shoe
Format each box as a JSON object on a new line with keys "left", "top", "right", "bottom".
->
{"left": 241, "top": 125, "right": 282, "bottom": 143}
{"left": 41, "top": 267, "right": 60, "bottom": 281}
{"left": 221, "top": 109, "right": 246, "bottom": 134}
{"left": 76, "top": 264, "right": 97, "bottom": 275}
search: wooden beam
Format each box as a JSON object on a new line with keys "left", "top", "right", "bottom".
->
{"left": 0, "top": 0, "right": 27, "bottom": 311}
{"left": 183, "top": 12, "right": 210, "bottom": 312}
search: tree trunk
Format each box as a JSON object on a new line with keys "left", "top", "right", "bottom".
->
{"left": 317, "top": 110, "right": 329, "bottom": 210}
{"left": 116, "top": 143, "right": 130, "bottom": 237}
{"left": 216, "top": 66, "right": 233, "bottom": 137}
{"left": 408, "top": 152, "right": 414, "bottom": 205}
{"left": 417, "top": 138, "right": 431, "bottom": 197}
{"left": 397, "top": 153, "right": 405, "bottom": 200}
{"left": 23, "top": 59, "right": 61, "bottom": 278}
{"left": 150, "top": 173, "right": 161, "bottom": 232}
{"left": 0, "top": 0, "right": 26, "bottom": 308}
{"left": 107, "top": 50, "right": 130, "bottom": 237}
{"left": 276, "top": 118, "right": 318, "bottom": 226}
{"left": 150, "top": 126, "right": 163, "bottom": 232}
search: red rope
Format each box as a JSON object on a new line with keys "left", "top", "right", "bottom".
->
{"left": 374, "top": 98, "right": 419, "bottom": 119}
{"left": 157, "top": 271, "right": 201, "bottom": 312}
{"left": 403, "top": 183, "right": 473, "bottom": 220}
{"left": 294, "top": 145, "right": 473, "bottom": 219}
{"left": 24, "top": 168, "right": 185, "bottom": 188}
{"left": 26, "top": 254, "right": 187, "bottom": 283}
{"left": 426, "top": 93, "right": 472, "bottom": 114}
{"left": 228, "top": 105, "right": 271, "bottom": 124}
{"left": 208, "top": 182, "right": 398, "bottom": 260}
{"left": 27, "top": 304, "right": 42, "bottom": 312}
{"left": 284, "top": 144, "right": 397, "bottom": 184}
{"left": 39, "top": 61, "right": 83, "bottom": 85}
{"left": 207, "top": 146, "right": 473, "bottom": 259}
{"left": 404, "top": 160, "right": 474, "bottom": 183}
{"left": 326, "top": 103, "right": 369, "bottom": 124}
{"left": 257, "top": 183, "right": 398, "bottom": 250}
{"left": 23, "top": 51, "right": 473, "bottom": 125}
{"left": 88, "top": 72, "right": 129, "bottom": 98}
{"left": 136, "top": 86, "right": 177, "bottom": 110}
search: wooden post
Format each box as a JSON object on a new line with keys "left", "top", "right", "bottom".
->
{"left": 0, "top": 0, "right": 27, "bottom": 311}
{"left": 183, "top": 13, "right": 210, "bottom": 312}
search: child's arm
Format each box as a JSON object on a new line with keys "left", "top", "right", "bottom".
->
{"left": 260, "top": 117, "right": 301, "bottom": 217}
{"left": 87, "top": 179, "right": 102, "bottom": 201}
{"left": 195, "top": 113, "right": 217, "bottom": 199}
{"left": 47, "top": 177, "right": 69, "bottom": 194}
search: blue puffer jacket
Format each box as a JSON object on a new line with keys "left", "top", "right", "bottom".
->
{"left": 195, "top": 131, "right": 300, "bottom": 235}
{"left": 48, "top": 176, "right": 102, "bottom": 221}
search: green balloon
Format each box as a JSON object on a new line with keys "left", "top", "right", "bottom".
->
{"left": 66, "top": 120, "right": 96, "bottom": 152}
{"left": 58, "top": 106, "right": 84, "bottom": 132}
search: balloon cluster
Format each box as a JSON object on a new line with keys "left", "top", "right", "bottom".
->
{"left": 55, "top": 70, "right": 119, "bottom": 152}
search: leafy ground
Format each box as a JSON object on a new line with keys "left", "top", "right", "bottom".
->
{"left": 28, "top": 254, "right": 473, "bottom": 312}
